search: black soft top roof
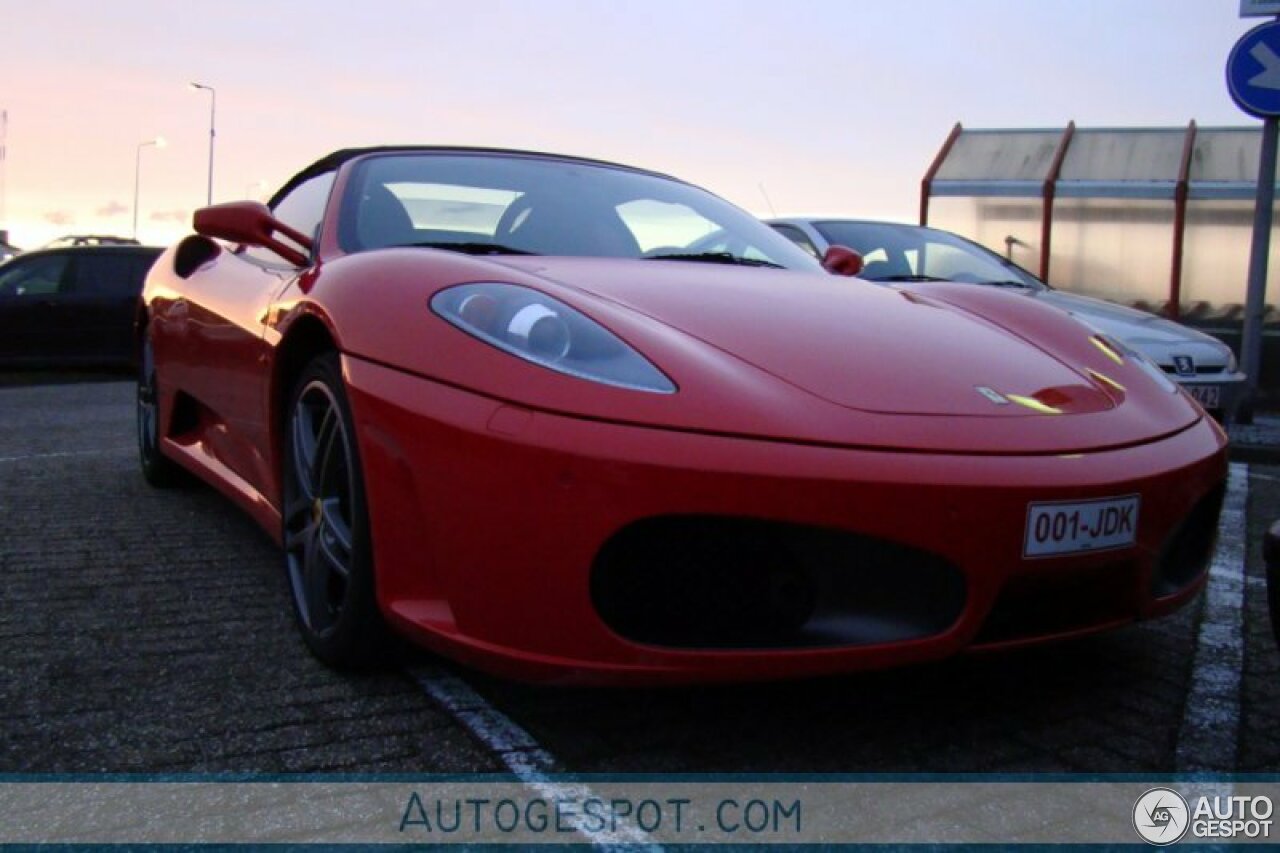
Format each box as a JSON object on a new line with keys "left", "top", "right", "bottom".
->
{"left": 269, "top": 145, "right": 683, "bottom": 208}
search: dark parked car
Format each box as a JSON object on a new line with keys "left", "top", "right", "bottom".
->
{"left": 41, "top": 234, "right": 142, "bottom": 249}
{"left": 0, "top": 244, "right": 162, "bottom": 366}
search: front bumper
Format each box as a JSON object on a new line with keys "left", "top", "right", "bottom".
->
{"left": 346, "top": 357, "right": 1229, "bottom": 685}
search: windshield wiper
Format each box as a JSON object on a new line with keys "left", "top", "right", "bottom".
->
{"left": 407, "top": 241, "right": 540, "bottom": 256}
{"left": 867, "top": 273, "right": 951, "bottom": 282}
{"left": 976, "top": 279, "right": 1037, "bottom": 289}
{"left": 643, "top": 251, "right": 785, "bottom": 269}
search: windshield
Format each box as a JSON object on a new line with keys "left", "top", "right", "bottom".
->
{"left": 813, "top": 221, "right": 1045, "bottom": 290}
{"left": 340, "top": 153, "right": 821, "bottom": 271}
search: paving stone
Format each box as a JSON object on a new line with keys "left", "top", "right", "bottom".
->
{"left": 0, "top": 381, "right": 497, "bottom": 774}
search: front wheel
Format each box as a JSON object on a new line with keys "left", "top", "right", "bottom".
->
{"left": 282, "top": 353, "right": 391, "bottom": 668}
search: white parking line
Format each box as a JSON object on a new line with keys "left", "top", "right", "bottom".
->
{"left": 408, "top": 665, "right": 661, "bottom": 850}
{"left": 1175, "top": 461, "right": 1248, "bottom": 773}
{"left": 0, "top": 447, "right": 132, "bottom": 464}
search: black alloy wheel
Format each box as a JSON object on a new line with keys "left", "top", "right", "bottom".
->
{"left": 282, "top": 353, "right": 389, "bottom": 667}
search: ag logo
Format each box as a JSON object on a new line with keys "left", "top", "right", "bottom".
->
{"left": 1133, "top": 787, "right": 1190, "bottom": 845}
{"left": 1171, "top": 355, "right": 1195, "bottom": 377}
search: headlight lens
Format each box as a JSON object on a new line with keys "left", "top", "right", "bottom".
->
{"left": 1225, "top": 347, "right": 1239, "bottom": 374}
{"left": 431, "top": 282, "right": 676, "bottom": 394}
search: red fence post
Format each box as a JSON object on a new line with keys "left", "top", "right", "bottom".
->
{"left": 1039, "top": 121, "right": 1076, "bottom": 283}
{"left": 920, "top": 122, "right": 963, "bottom": 226}
{"left": 1168, "top": 120, "right": 1198, "bottom": 320}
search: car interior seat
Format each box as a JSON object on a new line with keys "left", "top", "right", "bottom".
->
{"left": 858, "top": 251, "right": 913, "bottom": 281}
{"left": 355, "top": 184, "right": 417, "bottom": 250}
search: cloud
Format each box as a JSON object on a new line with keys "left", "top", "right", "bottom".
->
{"left": 96, "top": 200, "right": 128, "bottom": 217}
{"left": 149, "top": 209, "right": 188, "bottom": 223}
{"left": 43, "top": 210, "right": 74, "bottom": 226}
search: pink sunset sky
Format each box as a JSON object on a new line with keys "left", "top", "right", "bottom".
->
{"left": 0, "top": 0, "right": 1264, "bottom": 248}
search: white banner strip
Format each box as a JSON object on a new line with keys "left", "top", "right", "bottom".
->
{"left": 1, "top": 781, "right": 1277, "bottom": 845}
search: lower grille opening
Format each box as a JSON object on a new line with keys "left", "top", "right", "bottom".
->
{"left": 1153, "top": 483, "right": 1225, "bottom": 598}
{"left": 974, "top": 560, "right": 1138, "bottom": 646}
{"left": 590, "top": 516, "right": 965, "bottom": 650}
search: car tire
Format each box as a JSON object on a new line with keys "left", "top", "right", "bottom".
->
{"left": 282, "top": 352, "right": 391, "bottom": 668}
{"left": 137, "top": 332, "right": 183, "bottom": 488}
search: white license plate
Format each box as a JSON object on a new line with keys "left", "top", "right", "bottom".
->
{"left": 1185, "top": 384, "right": 1220, "bottom": 409}
{"left": 1024, "top": 495, "right": 1140, "bottom": 558}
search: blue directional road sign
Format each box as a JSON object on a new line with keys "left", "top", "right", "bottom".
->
{"left": 1229, "top": 21, "right": 1280, "bottom": 117}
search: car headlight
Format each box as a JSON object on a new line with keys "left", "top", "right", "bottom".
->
{"left": 1225, "top": 347, "right": 1239, "bottom": 374}
{"left": 430, "top": 282, "right": 676, "bottom": 394}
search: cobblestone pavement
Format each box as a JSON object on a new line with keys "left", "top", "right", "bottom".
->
{"left": 1242, "top": 465, "right": 1280, "bottom": 772}
{"left": 0, "top": 381, "right": 496, "bottom": 773}
{"left": 1, "top": 379, "right": 1275, "bottom": 775}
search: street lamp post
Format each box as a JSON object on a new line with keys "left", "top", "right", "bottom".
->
{"left": 189, "top": 82, "right": 216, "bottom": 205}
{"left": 132, "top": 137, "right": 166, "bottom": 239}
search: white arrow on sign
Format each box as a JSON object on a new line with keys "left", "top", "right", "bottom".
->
{"left": 1250, "top": 41, "right": 1280, "bottom": 90}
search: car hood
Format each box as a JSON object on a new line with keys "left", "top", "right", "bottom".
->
{"left": 500, "top": 258, "right": 1117, "bottom": 417}
{"left": 316, "top": 250, "right": 1207, "bottom": 454}
{"left": 1033, "top": 290, "right": 1231, "bottom": 366}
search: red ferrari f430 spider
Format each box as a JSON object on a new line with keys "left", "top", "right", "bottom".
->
{"left": 137, "top": 146, "right": 1227, "bottom": 684}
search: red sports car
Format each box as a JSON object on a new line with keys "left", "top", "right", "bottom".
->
{"left": 138, "top": 146, "right": 1227, "bottom": 684}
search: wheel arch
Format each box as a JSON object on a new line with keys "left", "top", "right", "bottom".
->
{"left": 271, "top": 312, "right": 342, "bottom": 494}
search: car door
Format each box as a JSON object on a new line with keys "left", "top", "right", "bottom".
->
{"left": 155, "top": 171, "right": 334, "bottom": 503}
{"left": 0, "top": 251, "right": 75, "bottom": 363}
{"left": 154, "top": 244, "right": 294, "bottom": 500}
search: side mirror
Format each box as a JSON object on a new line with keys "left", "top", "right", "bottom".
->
{"left": 193, "top": 201, "right": 312, "bottom": 267}
{"left": 821, "top": 245, "right": 864, "bottom": 277}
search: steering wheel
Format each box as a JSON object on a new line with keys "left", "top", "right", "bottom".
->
{"left": 494, "top": 195, "right": 535, "bottom": 240}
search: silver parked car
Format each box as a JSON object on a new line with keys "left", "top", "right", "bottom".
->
{"left": 768, "top": 218, "right": 1246, "bottom": 421}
